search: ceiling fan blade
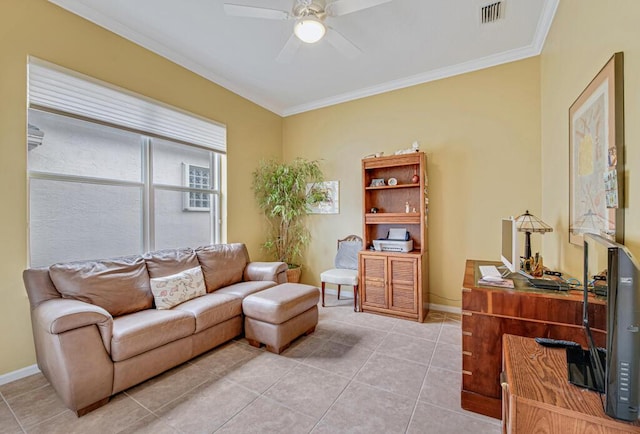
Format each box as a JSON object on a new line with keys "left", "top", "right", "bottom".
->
{"left": 223, "top": 3, "right": 290, "bottom": 20}
{"left": 325, "top": 0, "right": 392, "bottom": 17}
{"left": 325, "top": 27, "right": 362, "bottom": 59}
{"left": 276, "top": 33, "right": 302, "bottom": 63}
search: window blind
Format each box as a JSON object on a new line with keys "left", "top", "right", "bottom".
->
{"left": 28, "top": 59, "right": 226, "bottom": 153}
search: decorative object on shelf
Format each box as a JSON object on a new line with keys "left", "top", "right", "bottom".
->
{"left": 387, "top": 177, "right": 398, "bottom": 186}
{"left": 411, "top": 165, "right": 419, "bottom": 183}
{"left": 252, "top": 158, "right": 326, "bottom": 279}
{"left": 370, "top": 178, "right": 385, "bottom": 187}
{"left": 569, "top": 52, "right": 624, "bottom": 246}
{"left": 395, "top": 140, "right": 420, "bottom": 155}
{"left": 306, "top": 180, "right": 339, "bottom": 214}
{"left": 370, "top": 207, "right": 378, "bottom": 213}
{"left": 405, "top": 201, "right": 410, "bottom": 213}
{"left": 515, "top": 210, "right": 553, "bottom": 260}
{"left": 363, "top": 152, "right": 385, "bottom": 159}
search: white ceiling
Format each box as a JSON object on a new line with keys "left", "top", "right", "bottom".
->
{"left": 49, "top": 0, "right": 558, "bottom": 116}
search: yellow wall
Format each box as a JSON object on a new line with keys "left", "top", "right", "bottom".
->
{"left": 540, "top": 0, "right": 640, "bottom": 275}
{"left": 0, "top": 0, "right": 282, "bottom": 375}
{"left": 5, "top": 0, "right": 638, "bottom": 378}
{"left": 283, "top": 58, "right": 542, "bottom": 308}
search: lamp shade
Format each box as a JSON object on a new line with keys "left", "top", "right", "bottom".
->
{"left": 515, "top": 210, "right": 553, "bottom": 234}
{"left": 294, "top": 17, "right": 326, "bottom": 43}
{"left": 515, "top": 210, "right": 552, "bottom": 260}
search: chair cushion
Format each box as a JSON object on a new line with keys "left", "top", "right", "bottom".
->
{"left": 111, "top": 309, "right": 195, "bottom": 361}
{"left": 334, "top": 241, "right": 361, "bottom": 270}
{"left": 214, "top": 280, "right": 277, "bottom": 299}
{"left": 49, "top": 256, "right": 152, "bottom": 317}
{"left": 196, "top": 243, "right": 249, "bottom": 292}
{"left": 173, "top": 293, "right": 242, "bottom": 333}
{"left": 149, "top": 266, "right": 206, "bottom": 310}
{"left": 320, "top": 268, "right": 359, "bottom": 286}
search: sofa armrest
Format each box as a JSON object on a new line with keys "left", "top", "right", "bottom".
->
{"left": 244, "top": 262, "right": 288, "bottom": 283}
{"left": 30, "top": 298, "right": 115, "bottom": 413}
{"left": 34, "top": 299, "right": 113, "bottom": 354}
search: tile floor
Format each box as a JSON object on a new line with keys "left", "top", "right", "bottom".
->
{"left": 0, "top": 296, "right": 501, "bottom": 433}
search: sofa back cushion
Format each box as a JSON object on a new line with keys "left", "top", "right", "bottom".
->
{"left": 23, "top": 267, "right": 62, "bottom": 309}
{"left": 196, "top": 243, "right": 249, "bottom": 292}
{"left": 49, "top": 256, "right": 152, "bottom": 317}
{"left": 144, "top": 247, "right": 199, "bottom": 278}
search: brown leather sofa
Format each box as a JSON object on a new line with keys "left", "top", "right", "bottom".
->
{"left": 23, "top": 243, "right": 287, "bottom": 416}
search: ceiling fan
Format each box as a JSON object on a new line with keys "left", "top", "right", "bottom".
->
{"left": 223, "top": 0, "right": 392, "bottom": 62}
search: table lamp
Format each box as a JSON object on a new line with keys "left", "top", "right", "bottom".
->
{"left": 515, "top": 210, "right": 553, "bottom": 259}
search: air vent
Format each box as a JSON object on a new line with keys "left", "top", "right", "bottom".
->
{"left": 481, "top": 1, "right": 504, "bottom": 24}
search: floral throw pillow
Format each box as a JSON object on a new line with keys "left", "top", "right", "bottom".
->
{"left": 150, "top": 266, "right": 206, "bottom": 309}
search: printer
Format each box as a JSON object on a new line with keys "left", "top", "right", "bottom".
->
{"left": 372, "top": 228, "right": 414, "bottom": 253}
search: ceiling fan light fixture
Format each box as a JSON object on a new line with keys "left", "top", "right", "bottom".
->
{"left": 294, "top": 17, "right": 326, "bottom": 43}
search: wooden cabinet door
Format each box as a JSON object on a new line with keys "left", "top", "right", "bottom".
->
{"left": 388, "top": 256, "right": 418, "bottom": 313}
{"left": 360, "top": 254, "right": 387, "bottom": 309}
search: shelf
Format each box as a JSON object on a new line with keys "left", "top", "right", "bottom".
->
{"left": 365, "top": 183, "right": 419, "bottom": 190}
{"left": 365, "top": 213, "right": 421, "bottom": 224}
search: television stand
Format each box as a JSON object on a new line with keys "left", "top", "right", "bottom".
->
{"left": 502, "top": 334, "right": 640, "bottom": 432}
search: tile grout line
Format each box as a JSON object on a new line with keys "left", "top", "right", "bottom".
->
{"left": 1, "top": 391, "right": 27, "bottom": 434}
{"left": 405, "top": 316, "right": 445, "bottom": 434}
{"left": 307, "top": 321, "right": 392, "bottom": 433}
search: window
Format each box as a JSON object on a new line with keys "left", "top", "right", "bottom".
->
{"left": 184, "top": 164, "right": 211, "bottom": 211}
{"left": 27, "top": 59, "right": 226, "bottom": 267}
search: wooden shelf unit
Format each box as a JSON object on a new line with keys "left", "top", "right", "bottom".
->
{"left": 359, "top": 152, "right": 428, "bottom": 322}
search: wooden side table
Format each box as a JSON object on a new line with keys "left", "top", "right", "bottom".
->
{"left": 502, "top": 334, "right": 640, "bottom": 433}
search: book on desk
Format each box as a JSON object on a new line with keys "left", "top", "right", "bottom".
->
{"left": 477, "top": 278, "right": 515, "bottom": 288}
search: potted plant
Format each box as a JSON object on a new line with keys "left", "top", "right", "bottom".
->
{"left": 252, "top": 158, "right": 327, "bottom": 282}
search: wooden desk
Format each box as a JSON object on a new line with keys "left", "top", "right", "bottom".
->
{"left": 502, "top": 334, "right": 640, "bottom": 433}
{"left": 461, "top": 259, "right": 607, "bottom": 419}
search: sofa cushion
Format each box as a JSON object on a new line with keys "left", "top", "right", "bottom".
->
{"left": 49, "top": 256, "right": 152, "bottom": 317}
{"left": 150, "top": 266, "right": 206, "bottom": 310}
{"left": 214, "top": 280, "right": 277, "bottom": 299}
{"left": 173, "top": 293, "right": 242, "bottom": 333}
{"left": 196, "top": 243, "right": 250, "bottom": 292}
{"left": 144, "top": 247, "right": 199, "bottom": 278}
{"left": 111, "top": 309, "right": 195, "bottom": 361}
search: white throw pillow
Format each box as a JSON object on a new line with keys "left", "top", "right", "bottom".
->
{"left": 150, "top": 266, "right": 206, "bottom": 309}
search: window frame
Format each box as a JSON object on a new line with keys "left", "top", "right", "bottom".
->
{"left": 27, "top": 108, "right": 223, "bottom": 266}
{"left": 182, "top": 163, "right": 212, "bottom": 212}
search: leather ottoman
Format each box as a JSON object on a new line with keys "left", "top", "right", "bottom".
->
{"left": 242, "top": 283, "right": 319, "bottom": 354}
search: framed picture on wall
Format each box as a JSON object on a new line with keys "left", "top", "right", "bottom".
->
{"left": 307, "top": 181, "right": 339, "bottom": 214}
{"left": 569, "top": 52, "right": 624, "bottom": 246}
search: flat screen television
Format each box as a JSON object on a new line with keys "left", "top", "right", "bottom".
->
{"left": 568, "top": 233, "right": 640, "bottom": 421}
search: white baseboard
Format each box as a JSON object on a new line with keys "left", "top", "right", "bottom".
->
{"left": 0, "top": 364, "right": 40, "bottom": 386}
{"left": 324, "top": 289, "right": 460, "bottom": 313}
{"left": 428, "top": 303, "right": 462, "bottom": 314}
{"left": 325, "top": 289, "right": 460, "bottom": 315}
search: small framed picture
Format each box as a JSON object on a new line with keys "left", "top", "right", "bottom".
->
{"left": 370, "top": 178, "right": 385, "bottom": 187}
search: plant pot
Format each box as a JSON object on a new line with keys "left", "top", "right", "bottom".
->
{"left": 286, "top": 266, "right": 302, "bottom": 283}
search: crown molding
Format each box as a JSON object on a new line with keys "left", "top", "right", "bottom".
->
{"left": 283, "top": 0, "right": 559, "bottom": 116}
{"left": 50, "top": 0, "right": 558, "bottom": 118}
